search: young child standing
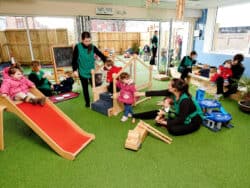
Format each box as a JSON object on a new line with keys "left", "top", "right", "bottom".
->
{"left": 117, "top": 72, "right": 136, "bottom": 122}
{"left": 0, "top": 65, "right": 45, "bottom": 105}
{"left": 103, "top": 58, "right": 122, "bottom": 93}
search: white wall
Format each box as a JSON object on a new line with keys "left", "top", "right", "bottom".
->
{"left": 203, "top": 8, "right": 217, "bottom": 53}
{"left": 0, "top": 0, "right": 201, "bottom": 20}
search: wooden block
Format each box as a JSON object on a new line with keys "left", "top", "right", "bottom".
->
{"left": 125, "top": 120, "right": 172, "bottom": 152}
{"left": 0, "top": 105, "right": 6, "bottom": 150}
{"left": 125, "top": 130, "right": 141, "bottom": 151}
{"left": 134, "top": 124, "right": 148, "bottom": 143}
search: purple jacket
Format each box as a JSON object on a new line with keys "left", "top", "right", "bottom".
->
{"left": 117, "top": 80, "right": 136, "bottom": 105}
{"left": 0, "top": 76, "right": 35, "bottom": 99}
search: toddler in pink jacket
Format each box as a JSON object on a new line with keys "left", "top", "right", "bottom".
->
{"left": 117, "top": 72, "right": 136, "bottom": 122}
{"left": 0, "top": 65, "right": 45, "bottom": 105}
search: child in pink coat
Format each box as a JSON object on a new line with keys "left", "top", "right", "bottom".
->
{"left": 117, "top": 72, "right": 136, "bottom": 122}
{"left": 0, "top": 65, "right": 45, "bottom": 105}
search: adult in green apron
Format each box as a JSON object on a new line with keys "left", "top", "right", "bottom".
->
{"left": 28, "top": 60, "right": 53, "bottom": 96}
{"left": 178, "top": 51, "right": 197, "bottom": 80}
{"left": 133, "top": 78, "right": 202, "bottom": 136}
{"left": 150, "top": 30, "right": 158, "bottom": 65}
{"left": 72, "top": 31, "right": 106, "bottom": 107}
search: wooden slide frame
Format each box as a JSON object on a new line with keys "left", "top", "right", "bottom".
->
{"left": 91, "top": 54, "right": 153, "bottom": 116}
{"left": 0, "top": 88, "right": 95, "bottom": 160}
{"left": 125, "top": 120, "right": 172, "bottom": 151}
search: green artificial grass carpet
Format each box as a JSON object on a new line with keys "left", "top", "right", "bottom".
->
{"left": 0, "top": 69, "right": 250, "bottom": 188}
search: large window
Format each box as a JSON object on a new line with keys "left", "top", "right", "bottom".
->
{"left": 213, "top": 3, "right": 250, "bottom": 55}
{"left": 90, "top": 19, "right": 159, "bottom": 54}
{"left": 0, "top": 16, "right": 77, "bottom": 64}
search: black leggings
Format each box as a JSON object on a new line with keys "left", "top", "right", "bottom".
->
{"left": 166, "top": 116, "right": 201, "bottom": 136}
{"left": 79, "top": 76, "right": 92, "bottom": 106}
{"left": 132, "top": 110, "right": 159, "bottom": 119}
{"left": 133, "top": 110, "right": 201, "bottom": 136}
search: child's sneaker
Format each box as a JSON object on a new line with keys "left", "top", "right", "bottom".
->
{"left": 128, "top": 113, "right": 132, "bottom": 118}
{"left": 29, "top": 98, "right": 38, "bottom": 105}
{"left": 214, "top": 94, "right": 222, "bottom": 100}
{"left": 37, "top": 97, "right": 46, "bottom": 106}
{"left": 121, "top": 116, "right": 128, "bottom": 122}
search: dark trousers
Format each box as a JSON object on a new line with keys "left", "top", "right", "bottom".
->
{"left": 166, "top": 116, "right": 201, "bottom": 136}
{"left": 152, "top": 47, "right": 157, "bottom": 58}
{"left": 216, "top": 77, "right": 224, "bottom": 94}
{"left": 79, "top": 76, "right": 92, "bottom": 106}
{"left": 180, "top": 68, "right": 191, "bottom": 80}
{"left": 150, "top": 47, "right": 157, "bottom": 65}
{"left": 216, "top": 77, "right": 238, "bottom": 97}
{"left": 224, "top": 79, "right": 238, "bottom": 97}
{"left": 132, "top": 110, "right": 159, "bottom": 119}
{"left": 133, "top": 110, "right": 201, "bottom": 136}
{"left": 107, "top": 82, "right": 120, "bottom": 93}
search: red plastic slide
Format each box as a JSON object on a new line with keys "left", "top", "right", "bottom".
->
{"left": 16, "top": 102, "right": 94, "bottom": 159}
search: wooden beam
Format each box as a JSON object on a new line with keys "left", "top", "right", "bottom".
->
{"left": 176, "top": 0, "right": 185, "bottom": 20}
{"left": 139, "top": 121, "right": 172, "bottom": 144}
{"left": 0, "top": 105, "right": 6, "bottom": 150}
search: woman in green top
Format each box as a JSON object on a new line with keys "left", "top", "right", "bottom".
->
{"left": 133, "top": 78, "right": 203, "bottom": 136}
{"left": 28, "top": 60, "right": 53, "bottom": 96}
{"left": 72, "top": 32, "right": 106, "bottom": 107}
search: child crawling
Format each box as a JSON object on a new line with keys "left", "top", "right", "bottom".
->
{"left": 0, "top": 64, "right": 46, "bottom": 105}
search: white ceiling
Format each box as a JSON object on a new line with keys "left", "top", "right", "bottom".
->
{"left": 51, "top": 0, "right": 250, "bottom": 9}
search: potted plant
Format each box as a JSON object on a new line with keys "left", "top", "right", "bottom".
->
{"left": 238, "top": 77, "right": 250, "bottom": 113}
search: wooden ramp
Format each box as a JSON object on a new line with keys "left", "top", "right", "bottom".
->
{"left": 0, "top": 88, "right": 95, "bottom": 160}
{"left": 125, "top": 120, "right": 172, "bottom": 151}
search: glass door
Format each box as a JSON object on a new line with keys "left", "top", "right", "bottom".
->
{"left": 171, "top": 21, "right": 189, "bottom": 63}
{"left": 158, "top": 21, "right": 171, "bottom": 74}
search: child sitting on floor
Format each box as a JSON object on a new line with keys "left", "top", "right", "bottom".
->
{"left": 117, "top": 72, "right": 136, "bottom": 122}
{"left": 0, "top": 65, "right": 45, "bottom": 105}
{"left": 28, "top": 60, "right": 53, "bottom": 96}
{"left": 103, "top": 58, "right": 122, "bottom": 93}
{"left": 210, "top": 60, "right": 232, "bottom": 86}
{"left": 54, "top": 71, "right": 74, "bottom": 94}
